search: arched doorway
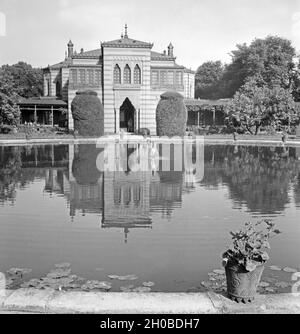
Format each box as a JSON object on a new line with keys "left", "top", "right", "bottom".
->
{"left": 120, "top": 98, "right": 135, "bottom": 133}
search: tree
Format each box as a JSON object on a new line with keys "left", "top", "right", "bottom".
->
{"left": 195, "top": 61, "right": 224, "bottom": 99}
{"left": 219, "top": 36, "right": 297, "bottom": 98}
{"left": 0, "top": 62, "right": 43, "bottom": 125}
{"left": 226, "top": 77, "right": 299, "bottom": 134}
{"left": 0, "top": 62, "right": 43, "bottom": 98}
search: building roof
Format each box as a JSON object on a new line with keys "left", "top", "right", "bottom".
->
{"left": 72, "top": 48, "right": 102, "bottom": 59}
{"left": 184, "top": 99, "right": 231, "bottom": 107}
{"left": 18, "top": 97, "right": 67, "bottom": 106}
{"left": 183, "top": 67, "right": 196, "bottom": 74}
{"left": 102, "top": 36, "right": 153, "bottom": 49}
{"left": 151, "top": 51, "right": 175, "bottom": 61}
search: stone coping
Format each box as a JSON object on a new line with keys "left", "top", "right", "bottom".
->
{"left": 0, "top": 289, "right": 300, "bottom": 314}
{"left": 0, "top": 136, "right": 300, "bottom": 147}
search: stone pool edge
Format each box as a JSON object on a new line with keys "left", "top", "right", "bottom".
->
{"left": 1, "top": 289, "right": 300, "bottom": 314}
{"left": 1, "top": 136, "right": 300, "bottom": 147}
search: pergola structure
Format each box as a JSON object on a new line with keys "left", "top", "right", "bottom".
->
{"left": 184, "top": 99, "right": 230, "bottom": 127}
{"left": 18, "top": 98, "right": 68, "bottom": 127}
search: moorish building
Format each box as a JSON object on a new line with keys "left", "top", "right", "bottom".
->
{"left": 19, "top": 25, "right": 195, "bottom": 135}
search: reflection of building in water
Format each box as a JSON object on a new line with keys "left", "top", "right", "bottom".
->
{"left": 150, "top": 171, "right": 183, "bottom": 217}
{"left": 43, "top": 141, "right": 205, "bottom": 239}
{"left": 102, "top": 171, "right": 152, "bottom": 242}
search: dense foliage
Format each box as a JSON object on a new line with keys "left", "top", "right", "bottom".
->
{"left": 0, "top": 62, "right": 43, "bottom": 125}
{"left": 195, "top": 61, "right": 225, "bottom": 99}
{"left": 71, "top": 90, "right": 104, "bottom": 137}
{"left": 195, "top": 36, "right": 300, "bottom": 106}
{"left": 156, "top": 91, "right": 187, "bottom": 136}
{"left": 225, "top": 77, "right": 300, "bottom": 134}
{"left": 220, "top": 36, "right": 298, "bottom": 98}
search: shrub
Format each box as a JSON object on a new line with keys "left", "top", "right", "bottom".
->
{"left": 71, "top": 90, "right": 104, "bottom": 137}
{"left": 156, "top": 91, "right": 187, "bottom": 137}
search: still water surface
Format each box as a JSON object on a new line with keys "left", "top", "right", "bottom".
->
{"left": 0, "top": 142, "right": 299, "bottom": 291}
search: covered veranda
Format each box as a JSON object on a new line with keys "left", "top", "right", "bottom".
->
{"left": 184, "top": 99, "right": 230, "bottom": 127}
{"left": 18, "top": 98, "right": 68, "bottom": 127}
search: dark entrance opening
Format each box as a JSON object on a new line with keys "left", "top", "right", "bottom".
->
{"left": 120, "top": 98, "right": 135, "bottom": 133}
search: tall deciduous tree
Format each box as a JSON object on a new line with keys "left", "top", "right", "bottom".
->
{"left": 219, "top": 36, "right": 298, "bottom": 98}
{"left": 195, "top": 61, "right": 224, "bottom": 99}
{"left": 226, "top": 77, "right": 299, "bottom": 134}
{"left": 0, "top": 62, "right": 43, "bottom": 125}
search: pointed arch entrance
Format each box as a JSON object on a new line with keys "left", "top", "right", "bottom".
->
{"left": 120, "top": 98, "right": 135, "bottom": 133}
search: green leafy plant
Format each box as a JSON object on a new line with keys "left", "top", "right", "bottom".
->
{"left": 156, "top": 91, "right": 187, "bottom": 137}
{"left": 222, "top": 220, "right": 281, "bottom": 272}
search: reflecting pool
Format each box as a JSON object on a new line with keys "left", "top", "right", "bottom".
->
{"left": 0, "top": 141, "right": 299, "bottom": 292}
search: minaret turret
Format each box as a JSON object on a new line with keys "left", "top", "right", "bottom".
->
{"left": 67, "top": 39, "right": 74, "bottom": 58}
{"left": 168, "top": 42, "right": 174, "bottom": 57}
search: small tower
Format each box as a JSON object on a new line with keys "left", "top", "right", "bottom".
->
{"left": 168, "top": 42, "right": 174, "bottom": 57}
{"left": 67, "top": 39, "right": 74, "bottom": 58}
{"left": 124, "top": 23, "right": 128, "bottom": 38}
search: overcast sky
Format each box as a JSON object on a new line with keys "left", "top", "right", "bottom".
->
{"left": 1, "top": 0, "right": 300, "bottom": 70}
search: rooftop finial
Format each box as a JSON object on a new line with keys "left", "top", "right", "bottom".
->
{"left": 124, "top": 23, "right": 128, "bottom": 38}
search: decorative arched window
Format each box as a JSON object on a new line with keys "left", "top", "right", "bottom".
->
{"left": 123, "top": 64, "right": 131, "bottom": 84}
{"left": 56, "top": 81, "right": 61, "bottom": 97}
{"left": 134, "top": 64, "right": 141, "bottom": 84}
{"left": 113, "top": 64, "right": 121, "bottom": 84}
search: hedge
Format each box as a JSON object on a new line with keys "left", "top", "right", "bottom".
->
{"left": 71, "top": 90, "right": 104, "bottom": 137}
{"left": 156, "top": 91, "right": 187, "bottom": 137}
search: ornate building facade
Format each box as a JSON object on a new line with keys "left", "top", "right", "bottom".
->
{"left": 42, "top": 26, "right": 195, "bottom": 134}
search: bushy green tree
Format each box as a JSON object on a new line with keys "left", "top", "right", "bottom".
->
{"left": 225, "top": 77, "right": 299, "bottom": 134}
{"left": 156, "top": 91, "right": 187, "bottom": 137}
{"left": 218, "top": 36, "right": 297, "bottom": 98}
{"left": 0, "top": 62, "right": 43, "bottom": 125}
{"left": 195, "top": 61, "right": 224, "bottom": 99}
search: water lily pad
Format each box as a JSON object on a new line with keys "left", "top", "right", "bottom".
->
{"left": 46, "top": 268, "right": 71, "bottom": 279}
{"left": 275, "top": 281, "right": 290, "bottom": 288}
{"left": 54, "top": 262, "right": 71, "bottom": 269}
{"left": 5, "top": 277, "right": 15, "bottom": 287}
{"left": 132, "top": 286, "right": 151, "bottom": 292}
{"left": 259, "top": 282, "right": 270, "bottom": 288}
{"left": 81, "top": 280, "right": 112, "bottom": 291}
{"left": 283, "top": 267, "right": 297, "bottom": 273}
{"left": 269, "top": 265, "right": 282, "bottom": 271}
{"left": 7, "top": 268, "right": 32, "bottom": 276}
{"left": 213, "top": 269, "right": 225, "bottom": 275}
{"left": 142, "top": 281, "right": 155, "bottom": 287}
{"left": 120, "top": 285, "right": 134, "bottom": 292}
{"left": 108, "top": 274, "right": 138, "bottom": 281}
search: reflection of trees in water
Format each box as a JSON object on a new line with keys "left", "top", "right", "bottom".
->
{"left": 0, "top": 145, "right": 68, "bottom": 204}
{"left": 0, "top": 147, "right": 22, "bottom": 203}
{"left": 294, "top": 172, "right": 300, "bottom": 206}
{"left": 202, "top": 145, "right": 300, "bottom": 214}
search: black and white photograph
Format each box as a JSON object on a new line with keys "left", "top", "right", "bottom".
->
{"left": 0, "top": 0, "right": 300, "bottom": 319}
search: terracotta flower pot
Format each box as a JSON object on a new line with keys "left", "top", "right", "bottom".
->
{"left": 225, "top": 260, "right": 264, "bottom": 303}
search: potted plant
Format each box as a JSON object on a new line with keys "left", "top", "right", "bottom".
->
{"left": 222, "top": 220, "right": 281, "bottom": 303}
